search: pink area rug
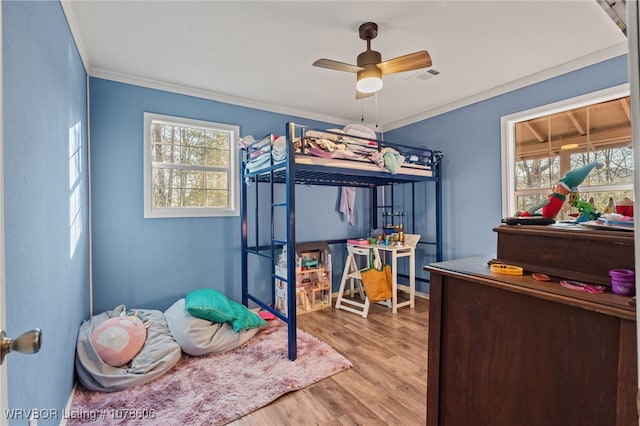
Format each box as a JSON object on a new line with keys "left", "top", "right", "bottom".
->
{"left": 68, "top": 322, "right": 351, "bottom": 425}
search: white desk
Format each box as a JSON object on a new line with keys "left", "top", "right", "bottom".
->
{"left": 336, "top": 242, "right": 416, "bottom": 316}
{"left": 369, "top": 243, "right": 416, "bottom": 313}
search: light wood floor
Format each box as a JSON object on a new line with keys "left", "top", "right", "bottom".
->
{"left": 231, "top": 295, "right": 429, "bottom": 425}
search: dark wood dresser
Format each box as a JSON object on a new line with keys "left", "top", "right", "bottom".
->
{"left": 425, "top": 255, "right": 637, "bottom": 426}
{"left": 494, "top": 224, "right": 635, "bottom": 286}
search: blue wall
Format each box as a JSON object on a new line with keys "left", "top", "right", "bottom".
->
{"left": 89, "top": 78, "right": 371, "bottom": 313}
{"left": 3, "top": 1, "right": 89, "bottom": 423}
{"left": 388, "top": 54, "right": 629, "bottom": 264}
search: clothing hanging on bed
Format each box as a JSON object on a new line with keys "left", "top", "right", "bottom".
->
{"left": 339, "top": 186, "right": 356, "bottom": 225}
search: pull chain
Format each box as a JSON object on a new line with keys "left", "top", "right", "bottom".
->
{"left": 361, "top": 102, "right": 364, "bottom": 122}
{"left": 375, "top": 93, "right": 379, "bottom": 129}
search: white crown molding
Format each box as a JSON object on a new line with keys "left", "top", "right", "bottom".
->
{"left": 56, "top": 4, "right": 629, "bottom": 132}
{"left": 89, "top": 67, "right": 351, "bottom": 128}
{"left": 60, "top": 0, "right": 352, "bottom": 129}
{"left": 384, "top": 41, "right": 630, "bottom": 131}
{"left": 60, "top": 0, "right": 90, "bottom": 73}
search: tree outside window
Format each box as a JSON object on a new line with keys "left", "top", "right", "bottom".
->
{"left": 144, "top": 113, "right": 240, "bottom": 218}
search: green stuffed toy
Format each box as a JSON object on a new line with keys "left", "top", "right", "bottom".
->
{"left": 568, "top": 190, "right": 600, "bottom": 222}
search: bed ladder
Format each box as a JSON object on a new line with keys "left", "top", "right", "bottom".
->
{"left": 240, "top": 130, "right": 298, "bottom": 361}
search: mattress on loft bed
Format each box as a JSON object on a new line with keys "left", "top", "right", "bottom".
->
{"left": 293, "top": 154, "right": 435, "bottom": 177}
{"left": 241, "top": 128, "right": 442, "bottom": 178}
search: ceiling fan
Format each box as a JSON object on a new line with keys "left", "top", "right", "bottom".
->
{"left": 312, "top": 22, "right": 432, "bottom": 99}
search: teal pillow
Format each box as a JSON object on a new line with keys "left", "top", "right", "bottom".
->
{"left": 185, "top": 289, "right": 236, "bottom": 324}
{"left": 227, "top": 300, "right": 267, "bottom": 332}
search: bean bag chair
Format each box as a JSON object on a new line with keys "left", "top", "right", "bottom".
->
{"left": 164, "top": 298, "right": 262, "bottom": 356}
{"left": 75, "top": 305, "right": 181, "bottom": 392}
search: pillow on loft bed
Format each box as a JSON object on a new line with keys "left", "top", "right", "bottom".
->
{"left": 164, "top": 298, "right": 262, "bottom": 356}
{"left": 75, "top": 305, "right": 182, "bottom": 392}
{"left": 343, "top": 123, "right": 377, "bottom": 140}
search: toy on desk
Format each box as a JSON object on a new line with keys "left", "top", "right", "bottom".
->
{"left": 603, "top": 197, "right": 616, "bottom": 214}
{"left": 518, "top": 162, "right": 603, "bottom": 219}
{"left": 347, "top": 238, "right": 369, "bottom": 245}
{"left": 531, "top": 272, "right": 551, "bottom": 281}
{"left": 371, "top": 228, "right": 384, "bottom": 244}
{"left": 616, "top": 197, "right": 634, "bottom": 217}
{"left": 569, "top": 190, "right": 600, "bottom": 223}
{"left": 490, "top": 264, "right": 523, "bottom": 275}
{"left": 559, "top": 280, "right": 606, "bottom": 294}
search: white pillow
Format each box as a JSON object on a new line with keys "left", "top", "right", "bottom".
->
{"left": 343, "top": 123, "right": 377, "bottom": 140}
{"left": 164, "top": 299, "right": 260, "bottom": 356}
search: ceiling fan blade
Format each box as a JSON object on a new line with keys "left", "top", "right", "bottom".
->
{"left": 313, "top": 58, "right": 363, "bottom": 73}
{"left": 377, "top": 51, "right": 432, "bottom": 75}
{"left": 356, "top": 91, "right": 374, "bottom": 100}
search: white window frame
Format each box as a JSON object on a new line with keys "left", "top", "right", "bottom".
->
{"left": 143, "top": 112, "right": 240, "bottom": 218}
{"left": 500, "top": 84, "right": 630, "bottom": 217}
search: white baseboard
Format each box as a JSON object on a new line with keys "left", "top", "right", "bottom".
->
{"left": 58, "top": 382, "right": 77, "bottom": 426}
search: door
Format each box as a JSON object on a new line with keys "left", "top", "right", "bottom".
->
{"left": 0, "top": 5, "right": 7, "bottom": 423}
{"left": 0, "top": 4, "right": 7, "bottom": 423}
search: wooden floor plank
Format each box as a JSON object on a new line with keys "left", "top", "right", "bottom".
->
{"left": 229, "top": 296, "right": 429, "bottom": 425}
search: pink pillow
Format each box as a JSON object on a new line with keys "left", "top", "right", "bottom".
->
{"left": 91, "top": 314, "right": 147, "bottom": 367}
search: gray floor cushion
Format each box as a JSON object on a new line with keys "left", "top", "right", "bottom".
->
{"left": 75, "top": 305, "right": 182, "bottom": 392}
{"left": 164, "top": 298, "right": 261, "bottom": 356}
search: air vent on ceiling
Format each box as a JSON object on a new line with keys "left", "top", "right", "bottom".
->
{"left": 410, "top": 69, "right": 440, "bottom": 81}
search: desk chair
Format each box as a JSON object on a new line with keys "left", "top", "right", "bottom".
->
{"left": 335, "top": 246, "right": 381, "bottom": 318}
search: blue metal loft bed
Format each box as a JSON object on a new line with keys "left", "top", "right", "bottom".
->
{"left": 240, "top": 122, "right": 442, "bottom": 360}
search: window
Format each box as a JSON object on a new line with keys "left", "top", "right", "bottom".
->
{"left": 501, "top": 84, "right": 632, "bottom": 220}
{"left": 143, "top": 113, "right": 240, "bottom": 218}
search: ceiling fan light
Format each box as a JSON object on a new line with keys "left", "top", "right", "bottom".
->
{"left": 356, "top": 66, "right": 383, "bottom": 93}
{"left": 357, "top": 76, "right": 383, "bottom": 93}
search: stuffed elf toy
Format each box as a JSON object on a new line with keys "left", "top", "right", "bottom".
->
{"left": 519, "top": 161, "right": 603, "bottom": 219}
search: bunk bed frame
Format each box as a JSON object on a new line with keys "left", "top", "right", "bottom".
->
{"left": 240, "top": 122, "right": 442, "bottom": 360}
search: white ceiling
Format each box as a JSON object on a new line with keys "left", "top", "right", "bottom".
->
{"left": 62, "top": 1, "right": 628, "bottom": 131}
